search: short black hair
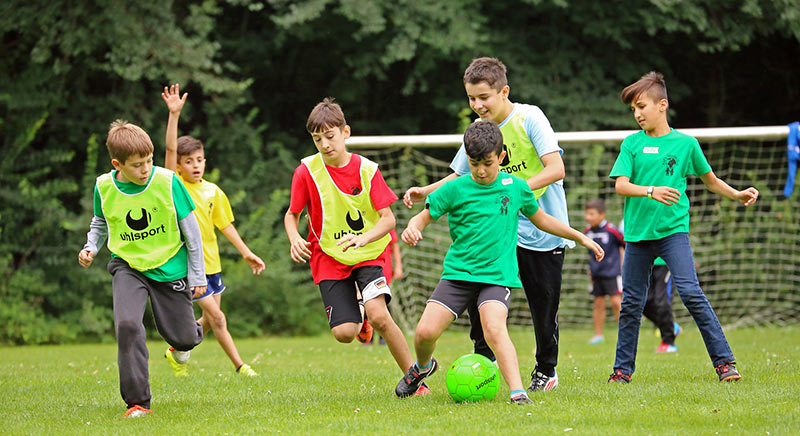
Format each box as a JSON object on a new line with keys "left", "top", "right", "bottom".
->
{"left": 463, "top": 121, "right": 503, "bottom": 159}
{"left": 586, "top": 198, "right": 606, "bottom": 213}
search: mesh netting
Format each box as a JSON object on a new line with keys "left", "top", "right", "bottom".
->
{"left": 361, "top": 139, "right": 800, "bottom": 331}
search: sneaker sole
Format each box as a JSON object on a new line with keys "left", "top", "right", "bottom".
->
{"left": 720, "top": 374, "right": 742, "bottom": 382}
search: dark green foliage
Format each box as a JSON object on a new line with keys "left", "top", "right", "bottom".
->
{"left": 1, "top": 0, "right": 799, "bottom": 343}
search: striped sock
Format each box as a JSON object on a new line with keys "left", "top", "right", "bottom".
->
{"left": 416, "top": 359, "right": 432, "bottom": 371}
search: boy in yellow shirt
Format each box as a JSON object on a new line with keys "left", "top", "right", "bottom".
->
{"left": 161, "top": 84, "right": 265, "bottom": 376}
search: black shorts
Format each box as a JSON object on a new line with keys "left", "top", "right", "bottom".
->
{"left": 318, "top": 266, "right": 392, "bottom": 328}
{"left": 428, "top": 279, "right": 511, "bottom": 318}
{"left": 591, "top": 275, "right": 622, "bottom": 297}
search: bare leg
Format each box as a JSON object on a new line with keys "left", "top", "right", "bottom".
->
{"left": 480, "top": 302, "right": 523, "bottom": 392}
{"left": 610, "top": 294, "right": 622, "bottom": 322}
{"left": 194, "top": 296, "right": 244, "bottom": 369}
{"left": 414, "top": 302, "right": 455, "bottom": 368}
{"left": 593, "top": 296, "right": 607, "bottom": 336}
{"left": 365, "top": 295, "right": 412, "bottom": 372}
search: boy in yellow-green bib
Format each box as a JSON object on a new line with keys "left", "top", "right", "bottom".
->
{"left": 284, "top": 98, "right": 421, "bottom": 396}
{"left": 78, "top": 120, "right": 205, "bottom": 418}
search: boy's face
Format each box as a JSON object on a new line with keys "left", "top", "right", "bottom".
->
{"left": 585, "top": 208, "right": 605, "bottom": 228}
{"left": 465, "top": 80, "right": 511, "bottom": 124}
{"left": 177, "top": 149, "right": 206, "bottom": 184}
{"left": 631, "top": 93, "right": 668, "bottom": 132}
{"left": 467, "top": 150, "right": 506, "bottom": 185}
{"left": 311, "top": 125, "right": 351, "bottom": 166}
{"left": 112, "top": 153, "right": 153, "bottom": 185}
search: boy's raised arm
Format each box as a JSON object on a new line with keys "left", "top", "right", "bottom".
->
{"left": 161, "top": 83, "right": 187, "bottom": 172}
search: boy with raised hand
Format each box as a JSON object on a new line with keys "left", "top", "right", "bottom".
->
{"left": 584, "top": 198, "right": 625, "bottom": 344}
{"left": 78, "top": 120, "right": 204, "bottom": 418}
{"left": 395, "top": 121, "right": 604, "bottom": 403}
{"left": 608, "top": 71, "right": 758, "bottom": 383}
{"left": 161, "top": 84, "right": 265, "bottom": 377}
{"left": 403, "top": 57, "right": 573, "bottom": 393}
{"left": 284, "top": 98, "right": 422, "bottom": 395}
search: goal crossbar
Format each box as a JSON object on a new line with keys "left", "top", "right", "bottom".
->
{"left": 346, "top": 125, "right": 790, "bottom": 148}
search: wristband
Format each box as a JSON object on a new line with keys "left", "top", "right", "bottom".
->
{"left": 647, "top": 186, "right": 654, "bottom": 200}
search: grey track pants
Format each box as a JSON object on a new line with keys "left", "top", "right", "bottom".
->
{"left": 108, "top": 258, "right": 203, "bottom": 409}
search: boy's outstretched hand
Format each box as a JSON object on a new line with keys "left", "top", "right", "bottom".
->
{"left": 401, "top": 224, "right": 423, "bottom": 246}
{"left": 78, "top": 249, "right": 95, "bottom": 268}
{"left": 402, "top": 187, "right": 426, "bottom": 209}
{"left": 736, "top": 187, "right": 759, "bottom": 206}
{"left": 582, "top": 237, "right": 605, "bottom": 262}
{"left": 161, "top": 83, "right": 187, "bottom": 114}
{"left": 244, "top": 253, "right": 266, "bottom": 275}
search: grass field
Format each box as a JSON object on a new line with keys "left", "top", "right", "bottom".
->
{"left": 2, "top": 326, "right": 798, "bottom": 435}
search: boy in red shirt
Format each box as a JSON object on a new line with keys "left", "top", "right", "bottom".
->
{"left": 284, "top": 98, "right": 424, "bottom": 396}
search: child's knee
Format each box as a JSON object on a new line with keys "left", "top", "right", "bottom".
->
{"left": 415, "top": 324, "right": 439, "bottom": 343}
{"left": 116, "top": 320, "right": 144, "bottom": 346}
{"left": 331, "top": 324, "right": 357, "bottom": 343}
{"left": 207, "top": 310, "right": 227, "bottom": 330}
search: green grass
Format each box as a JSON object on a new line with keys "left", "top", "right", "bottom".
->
{"left": 2, "top": 326, "right": 798, "bottom": 435}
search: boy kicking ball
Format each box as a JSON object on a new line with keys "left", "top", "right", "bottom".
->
{"left": 395, "top": 121, "right": 604, "bottom": 403}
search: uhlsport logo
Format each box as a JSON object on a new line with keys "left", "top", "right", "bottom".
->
{"left": 333, "top": 210, "right": 366, "bottom": 240}
{"left": 119, "top": 207, "right": 166, "bottom": 242}
{"left": 498, "top": 142, "right": 529, "bottom": 175}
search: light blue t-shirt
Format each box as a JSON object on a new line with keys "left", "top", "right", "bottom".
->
{"left": 450, "top": 103, "right": 575, "bottom": 251}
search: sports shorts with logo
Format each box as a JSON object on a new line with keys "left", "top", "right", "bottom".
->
{"left": 318, "top": 265, "right": 391, "bottom": 328}
{"left": 429, "top": 279, "right": 510, "bottom": 318}
{"left": 192, "top": 272, "right": 227, "bottom": 301}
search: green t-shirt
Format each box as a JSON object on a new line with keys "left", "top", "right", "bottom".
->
{"left": 94, "top": 169, "right": 196, "bottom": 281}
{"left": 426, "top": 172, "right": 539, "bottom": 288}
{"left": 609, "top": 129, "right": 712, "bottom": 242}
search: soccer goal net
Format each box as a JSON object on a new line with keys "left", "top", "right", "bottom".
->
{"left": 347, "top": 126, "right": 800, "bottom": 331}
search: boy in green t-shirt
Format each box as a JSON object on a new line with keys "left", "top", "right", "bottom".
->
{"left": 78, "top": 120, "right": 205, "bottom": 417}
{"left": 608, "top": 72, "right": 759, "bottom": 384}
{"left": 395, "top": 121, "right": 603, "bottom": 403}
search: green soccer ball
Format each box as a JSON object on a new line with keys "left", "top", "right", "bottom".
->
{"left": 445, "top": 353, "right": 499, "bottom": 403}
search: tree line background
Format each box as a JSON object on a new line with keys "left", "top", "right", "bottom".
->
{"left": 2, "top": 0, "right": 799, "bottom": 344}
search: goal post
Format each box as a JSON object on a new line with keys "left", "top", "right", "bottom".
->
{"left": 347, "top": 126, "right": 800, "bottom": 331}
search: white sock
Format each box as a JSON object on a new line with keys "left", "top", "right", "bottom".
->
{"left": 172, "top": 349, "right": 190, "bottom": 363}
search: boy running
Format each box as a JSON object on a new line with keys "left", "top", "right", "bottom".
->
{"left": 78, "top": 120, "right": 204, "bottom": 418}
{"left": 608, "top": 71, "right": 758, "bottom": 383}
{"left": 395, "top": 121, "right": 603, "bottom": 403}
{"left": 284, "top": 98, "right": 422, "bottom": 395}
{"left": 161, "top": 84, "right": 265, "bottom": 376}
{"left": 404, "top": 57, "right": 572, "bottom": 392}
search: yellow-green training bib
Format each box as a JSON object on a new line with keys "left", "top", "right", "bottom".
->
{"left": 302, "top": 153, "right": 391, "bottom": 265}
{"left": 499, "top": 113, "right": 548, "bottom": 199}
{"left": 97, "top": 167, "right": 183, "bottom": 271}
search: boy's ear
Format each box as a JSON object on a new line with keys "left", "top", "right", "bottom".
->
{"left": 658, "top": 98, "right": 669, "bottom": 112}
{"left": 498, "top": 149, "right": 507, "bottom": 162}
{"left": 342, "top": 124, "right": 351, "bottom": 139}
{"left": 111, "top": 158, "right": 122, "bottom": 170}
{"left": 501, "top": 85, "right": 510, "bottom": 99}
